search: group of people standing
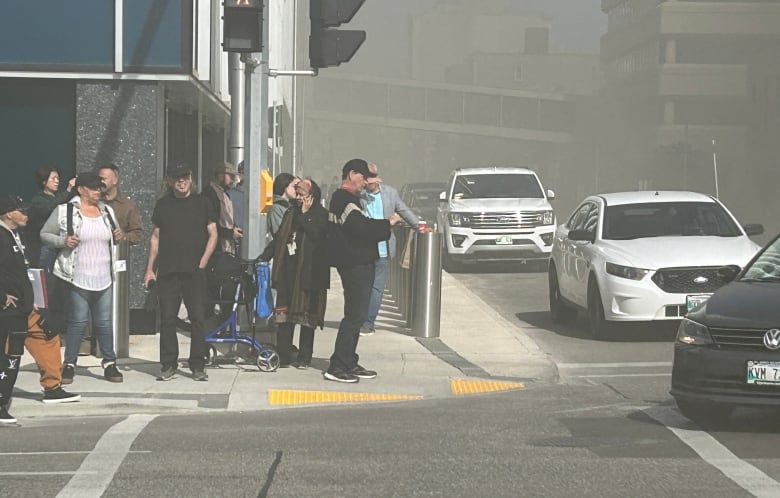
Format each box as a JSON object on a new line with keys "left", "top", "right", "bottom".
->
{"left": 0, "top": 156, "right": 417, "bottom": 424}
{"left": 264, "top": 158, "right": 418, "bottom": 383}
{"left": 0, "top": 164, "right": 144, "bottom": 423}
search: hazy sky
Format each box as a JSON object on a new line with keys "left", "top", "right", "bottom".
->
{"left": 342, "top": 0, "right": 605, "bottom": 78}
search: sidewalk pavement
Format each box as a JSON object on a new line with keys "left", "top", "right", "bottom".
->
{"left": 12, "top": 271, "right": 557, "bottom": 420}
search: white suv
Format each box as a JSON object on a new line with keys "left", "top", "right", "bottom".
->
{"left": 437, "top": 167, "right": 556, "bottom": 271}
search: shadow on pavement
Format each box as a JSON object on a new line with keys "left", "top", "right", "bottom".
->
{"left": 517, "top": 310, "right": 678, "bottom": 343}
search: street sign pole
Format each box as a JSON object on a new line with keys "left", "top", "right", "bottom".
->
{"left": 241, "top": 1, "right": 270, "bottom": 259}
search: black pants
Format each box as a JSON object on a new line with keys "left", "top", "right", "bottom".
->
{"left": 277, "top": 323, "right": 314, "bottom": 365}
{"left": 158, "top": 271, "right": 208, "bottom": 371}
{"left": 0, "top": 317, "right": 26, "bottom": 408}
{"left": 329, "top": 263, "right": 374, "bottom": 371}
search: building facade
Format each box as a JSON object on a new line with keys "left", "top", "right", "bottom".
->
{"left": 600, "top": 0, "right": 780, "bottom": 235}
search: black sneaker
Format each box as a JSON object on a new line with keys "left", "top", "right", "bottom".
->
{"left": 292, "top": 360, "right": 310, "bottom": 370}
{"left": 61, "top": 364, "right": 75, "bottom": 385}
{"left": 359, "top": 326, "right": 375, "bottom": 337}
{"left": 348, "top": 365, "right": 377, "bottom": 379}
{"left": 157, "top": 366, "right": 176, "bottom": 381}
{"left": 42, "top": 387, "right": 81, "bottom": 404}
{"left": 323, "top": 368, "right": 359, "bottom": 383}
{"left": 103, "top": 363, "right": 124, "bottom": 383}
{"left": 192, "top": 369, "right": 208, "bottom": 381}
{"left": 0, "top": 405, "right": 16, "bottom": 424}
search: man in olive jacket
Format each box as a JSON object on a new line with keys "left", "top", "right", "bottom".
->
{"left": 0, "top": 195, "right": 34, "bottom": 423}
{"left": 325, "top": 159, "right": 401, "bottom": 383}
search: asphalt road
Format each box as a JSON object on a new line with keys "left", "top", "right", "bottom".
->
{"left": 4, "top": 266, "right": 780, "bottom": 497}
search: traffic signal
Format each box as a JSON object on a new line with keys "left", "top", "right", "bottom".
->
{"left": 309, "top": 0, "right": 366, "bottom": 69}
{"left": 223, "top": 0, "right": 263, "bottom": 53}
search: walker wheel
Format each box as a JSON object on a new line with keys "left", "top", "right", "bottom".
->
{"left": 256, "top": 348, "right": 280, "bottom": 372}
{"left": 205, "top": 345, "right": 218, "bottom": 367}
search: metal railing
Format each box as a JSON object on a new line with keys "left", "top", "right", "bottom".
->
{"left": 386, "top": 227, "right": 442, "bottom": 337}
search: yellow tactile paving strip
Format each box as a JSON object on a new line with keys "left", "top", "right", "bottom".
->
{"left": 450, "top": 379, "right": 525, "bottom": 395}
{"left": 268, "top": 389, "right": 424, "bottom": 405}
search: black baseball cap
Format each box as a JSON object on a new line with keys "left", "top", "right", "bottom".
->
{"left": 75, "top": 172, "right": 104, "bottom": 190}
{"left": 342, "top": 158, "right": 377, "bottom": 179}
{"left": 0, "top": 195, "right": 28, "bottom": 216}
{"left": 166, "top": 164, "right": 192, "bottom": 179}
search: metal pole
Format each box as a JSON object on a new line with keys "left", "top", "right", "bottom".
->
{"left": 241, "top": 1, "right": 270, "bottom": 259}
{"left": 228, "top": 53, "right": 245, "bottom": 166}
{"left": 412, "top": 231, "right": 442, "bottom": 338}
{"left": 712, "top": 139, "right": 719, "bottom": 199}
{"left": 111, "top": 240, "right": 130, "bottom": 358}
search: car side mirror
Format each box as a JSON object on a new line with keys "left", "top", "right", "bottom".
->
{"left": 439, "top": 191, "right": 446, "bottom": 202}
{"left": 743, "top": 224, "right": 764, "bottom": 236}
{"left": 568, "top": 229, "right": 595, "bottom": 243}
{"left": 717, "top": 264, "right": 741, "bottom": 283}
{"left": 547, "top": 189, "right": 555, "bottom": 201}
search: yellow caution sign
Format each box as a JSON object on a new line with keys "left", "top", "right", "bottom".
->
{"left": 259, "top": 169, "right": 273, "bottom": 213}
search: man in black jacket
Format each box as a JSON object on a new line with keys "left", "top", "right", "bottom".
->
{"left": 0, "top": 195, "right": 34, "bottom": 423}
{"left": 326, "top": 159, "right": 401, "bottom": 383}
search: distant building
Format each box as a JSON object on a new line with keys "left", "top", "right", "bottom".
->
{"left": 599, "top": 0, "right": 780, "bottom": 234}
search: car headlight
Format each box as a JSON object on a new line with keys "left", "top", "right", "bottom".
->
{"left": 605, "top": 262, "right": 650, "bottom": 281}
{"left": 448, "top": 212, "right": 472, "bottom": 227}
{"left": 676, "top": 318, "right": 713, "bottom": 345}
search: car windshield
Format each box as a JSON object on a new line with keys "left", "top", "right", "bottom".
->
{"left": 602, "top": 201, "right": 741, "bottom": 240}
{"left": 742, "top": 237, "right": 780, "bottom": 281}
{"left": 410, "top": 188, "right": 442, "bottom": 207}
{"left": 452, "top": 174, "right": 542, "bottom": 199}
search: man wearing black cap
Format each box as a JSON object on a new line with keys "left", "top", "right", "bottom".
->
{"left": 325, "top": 159, "right": 401, "bottom": 383}
{"left": 0, "top": 195, "right": 32, "bottom": 422}
{"left": 144, "top": 164, "right": 218, "bottom": 381}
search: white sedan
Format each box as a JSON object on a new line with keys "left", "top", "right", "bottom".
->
{"left": 548, "top": 191, "right": 763, "bottom": 339}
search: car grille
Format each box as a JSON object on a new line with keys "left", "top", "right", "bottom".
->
{"left": 710, "top": 327, "right": 772, "bottom": 351}
{"left": 470, "top": 211, "right": 544, "bottom": 230}
{"left": 651, "top": 267, "right": 731, "bottom": 293}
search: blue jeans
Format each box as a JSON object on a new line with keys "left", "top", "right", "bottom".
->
{"left": 63, "top": 283, "right": 115, "bottom": 366}
{"left": 364, "top": 257, "right": 387, "bottom": 330}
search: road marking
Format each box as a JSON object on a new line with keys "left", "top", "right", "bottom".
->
{"left": 0, "top": 451, "right": 151, "bottom": 456}
{"left": 268, "top": 390, "right": 422, "bottom": 405}
{"left": 450, "top": 379, "right": 525, "bottom": 395}
{"left": 57, "top": 414, "right": 157, "bottom": 498}
{"left": 558, "top": 362, "right": 672, "bottom": 368}
{"left": 646, "top": 407, "right": 780, "bottom": 498}
{"left": 573, "top": 373, "right": 671, "bottom": 378}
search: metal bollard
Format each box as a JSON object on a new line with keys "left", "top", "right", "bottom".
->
{"left": 412, "top": 230, "right": 441, "bottom": 338}
{"left": 112, "top": 240, "right": 130, "bottom": 358}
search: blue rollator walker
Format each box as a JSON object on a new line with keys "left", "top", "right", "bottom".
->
{"left": 204, "top": 258, "right": 279, "bottom": 372}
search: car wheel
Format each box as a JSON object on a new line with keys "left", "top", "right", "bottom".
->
{"left": 676, "top": 399, "right": 733, "bottom": 424}
{"left": 587, "top": 280, "right": 612, "bottom": 340}
{"left": 549, "top": 264, "right": 576, "bottom": 324}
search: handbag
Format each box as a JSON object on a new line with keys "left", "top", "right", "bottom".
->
{"left": 255, "top": 261, "right": 274, "bottom": 319}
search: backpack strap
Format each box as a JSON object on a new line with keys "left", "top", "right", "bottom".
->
{"left": 66, "top": 202, "right": 74, "bottom": 236}
{"left": 102, "top": 205, "right": 117, "bottom": 231}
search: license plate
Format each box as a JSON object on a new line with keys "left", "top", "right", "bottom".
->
{"left": 686, "top": 294, "right": 711, "bottom": 312}
{"left": 747, "top": 361, "right": 780, "bottom": 385}
{"left": 495, "top": 236, "right": 512, "bottom": 245}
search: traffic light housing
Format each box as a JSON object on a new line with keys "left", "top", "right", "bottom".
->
{"left": 309, "top": 0, "right": 366, "bottom": 69}
{"left": 223, "top": 0, "right": 263, "bottom": 53}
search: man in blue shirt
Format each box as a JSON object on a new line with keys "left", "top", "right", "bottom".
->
{"left": 360, "top": 164, "right": 419, "bottom": 336}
